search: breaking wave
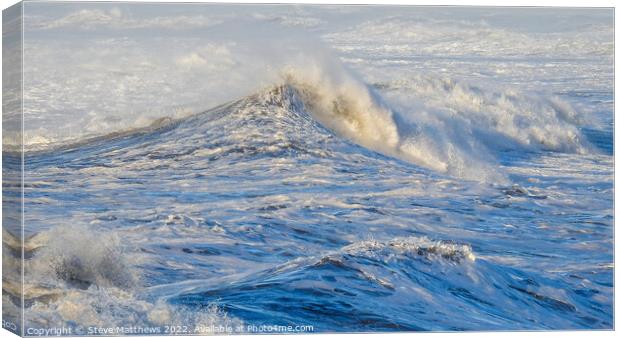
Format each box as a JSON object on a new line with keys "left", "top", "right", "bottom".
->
{"left": 2, "top": 225, "right": 242, "bottom": 331}
{"left": 34, "top": 225, "right": 139, "bottom": 290}
{"left": 278, "top": 61, "right": 591, "bottom": 182}
{"left": 17, "top": 57, "right": 592, "bottom": 183}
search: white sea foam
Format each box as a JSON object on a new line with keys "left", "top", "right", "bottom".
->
{"left": 31, "top": 224, "right": 139, "bottom": 289}
{"left": 15, "top": 224, "right": 243, "bottom": 331}
{"left": 325, "top": 15, "right": 613, "bottom": 58}
{"left": 27, "top": 287, "right": 242, "bottom": 331}
{"left": 342, "top": 236, "right": 476, "bottom": 263}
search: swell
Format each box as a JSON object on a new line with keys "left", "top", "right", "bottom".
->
{"left": 17, "top": 116, "right": 183, "bottom": 156}
{"left": 165, "top": 235, "right": 603, "bottom": 330}
{"left": 165, "top": 236, "right": 479, "bottom": 331}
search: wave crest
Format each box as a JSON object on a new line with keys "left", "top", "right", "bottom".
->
{"left": 342, "top": 236, "right": 476, "bottom": 263}
{"left": 278, "top": 60, "right": 592, "bottom": 182}
{"left": 35, "top": 225, "right": 139, "bottom": 289}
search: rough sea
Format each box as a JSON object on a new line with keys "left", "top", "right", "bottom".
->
{"left": 2, "top": 4, "right": 613, "bottom": 334}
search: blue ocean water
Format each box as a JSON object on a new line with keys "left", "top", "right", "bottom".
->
{"left": 3, "top": 82, "right": 612, "bottom": 333}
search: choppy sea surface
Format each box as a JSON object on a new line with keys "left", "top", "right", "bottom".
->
{"left": 2, "top": 4, "right": 614, "bottom": 334}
